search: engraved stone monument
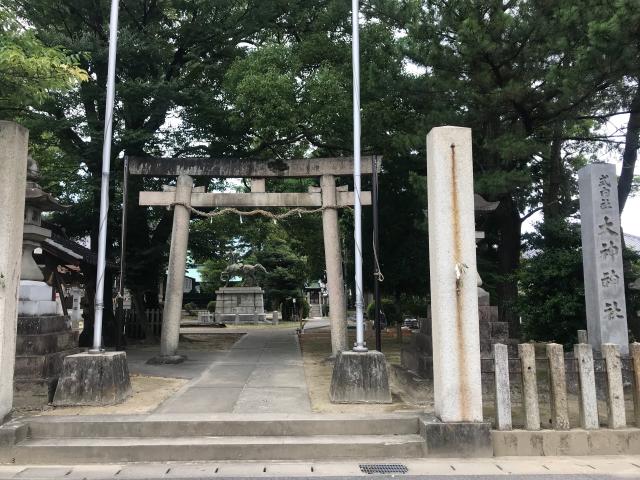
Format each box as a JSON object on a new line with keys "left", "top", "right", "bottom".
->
{"left": 578, "top": 163, "right": 628, "bottom": 354}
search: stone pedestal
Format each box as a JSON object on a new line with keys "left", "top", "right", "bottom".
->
{"left": 329, "top": 351, "right": 391, "bottom": 403}
{"left": 214, "top": 287, "right": 266, "bottom": 324}
{"left": 14, "top": 282, "right": 81, "bottom": 407}
{"left": 53, "top": 351, "right": 131, "bottom": 406}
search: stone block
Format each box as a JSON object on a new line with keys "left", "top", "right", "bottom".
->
{"left": 421, "top": 420, "right": 492, "bottom": 457}
{"left": 17, "top": 316, "right": 67, "bottom": 335}
{"left": 18, "top": 281, "right": 53, "bottom": 301}
{"left": 329, "top": 351, "right": 391, "bottom": 403}
{"left": 490, "top": 321, "right": 509, "bottom": 340}
{"left": 478, "top": 306, "right": 499, "bottom": 323}
{"left": 53, "top": 351, "right": 131, "bottom": 406}
{"left": 14, "top": 349, "right": 80, "bottom": 380}
{"left": 16, "top": 331, "right": 78, "bottom": 356}
{"left": 18, "top": 300, "right": 58, "bottom": 316}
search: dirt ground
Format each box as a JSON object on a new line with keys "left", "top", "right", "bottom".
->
{"left": 15, "top": 332, "right": 245, "bottom": 418}
{"left": 300, "top": 326, "right": 430, "bottom": 413}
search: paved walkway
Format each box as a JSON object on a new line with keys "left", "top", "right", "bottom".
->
{"left": 155, "top": 328, "right": 312, "bottom": 414}
{"left": 1, "top": 456, "right": 638, "bottom": 479}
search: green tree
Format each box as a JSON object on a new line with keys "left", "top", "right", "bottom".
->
{"left": 0, "top": 6, "right": 86, "bottom": 117}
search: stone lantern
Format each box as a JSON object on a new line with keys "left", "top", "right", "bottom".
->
{"left": 14, "top": 157, "right": 80, "bottom": 407}
{"left": 17, "top": 157, "right": 65, "bottom": 315}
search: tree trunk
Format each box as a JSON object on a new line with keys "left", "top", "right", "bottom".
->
{"left": 619, "top": 82, "right": 640, "bottom": 213}
{"left": 542, "top": 131, "right": 564, "bottom": 224}
{"left": 495, "top": 196, "right": 522, "bottom": 339}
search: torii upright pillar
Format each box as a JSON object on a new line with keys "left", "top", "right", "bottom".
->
{"left": 149, "top": 174, "right": 193, "bottom": 364}
{"left": 321, "top": 175, "right": 348, "bottom": 354}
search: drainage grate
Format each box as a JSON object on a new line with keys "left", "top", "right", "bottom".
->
{"left": 359, "top": 464, "right": 408, "bottom": 475}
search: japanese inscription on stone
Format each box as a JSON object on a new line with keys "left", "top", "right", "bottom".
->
{"left": 578, "top": 163, "right": 628, "bottom": 354}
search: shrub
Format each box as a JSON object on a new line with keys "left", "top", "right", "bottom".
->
{"left": 207, "top": 301, "right": 216, "bottom": 313}
{"left": 184, "top": 302, "right": 198, "bottom": 315}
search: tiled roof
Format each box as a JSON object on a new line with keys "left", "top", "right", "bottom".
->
{"left": 625, "top": 233, "right": 640, "bottom": 254}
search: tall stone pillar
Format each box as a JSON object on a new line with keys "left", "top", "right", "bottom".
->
{"left": 321, "top": 175, "right": 347, "bottom": 355}
{"left": 152, "top": 174, "right": 193, "bottom": 363}
{"left": 0, "top": 122, "right": 29, "bottom": 420}
{"left": 427, "top": 126, "right": 483, "bottom": 422}
{"left": 578, "top": 163, "right": 628, "bottom": 354}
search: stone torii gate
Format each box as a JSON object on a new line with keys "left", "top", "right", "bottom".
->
{"left": 129, "top": 156, "right": 378, "bottom": 363}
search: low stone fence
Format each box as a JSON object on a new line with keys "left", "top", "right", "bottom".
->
{"left": 123, "top": 309, "right": 163, "bottom": 339}
{"left": 489, "top": 342, "right": 639, "bottom": 432}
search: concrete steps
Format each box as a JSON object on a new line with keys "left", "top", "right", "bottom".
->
{"left": 0, "top": 414, "right": 427, "bottom": 464}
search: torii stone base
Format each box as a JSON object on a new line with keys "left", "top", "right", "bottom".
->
{"left": 53, "top": 352, "right": 131, "bottom": 406}
{"left": 329, "top": 351, "right": 391, "bottom": 403}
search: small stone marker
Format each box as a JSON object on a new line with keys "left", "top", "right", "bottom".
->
{"left": 493, "top": 343, "right": 512, "bottom": 430}
{"left": 546, "top": 343, "right": 570, "bottom": 430}
{"left": 630, "top": 343, "right": 640, "bottom": 427}
{"left": 426, "top": 126, "right": 483, "bottom": 422}
{"left": 573, "top": 343, "right": 599, "bottom": 429}
{"left": 518, "top": 343, "right": 540, "bottom": 431}
{"left": 273, "top": 310, "right": 279, "bottom": 325}
{"left": 578, "top": 164, "right": 628, "bottom": 354}
{"left": 577, "top": 330, "right": 588, "bottom": 345}
{"left": 602, "top": 343, "right": 626, "bottom": 428}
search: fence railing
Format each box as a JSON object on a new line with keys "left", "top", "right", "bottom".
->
{"left": 491, "top": 341, "right": 640, "bottom": 431}
{"left": 123, "top": 308, "right": 163, "bottom": 339}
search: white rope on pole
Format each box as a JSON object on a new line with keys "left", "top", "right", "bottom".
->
{"left": 91, "top": 0, "right": 120, "bottom": 353}
{"left": 352, "top": 0, "right": 367, "bottom": 352}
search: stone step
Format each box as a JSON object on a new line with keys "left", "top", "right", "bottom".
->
{"left": 0, "top": 434, "right": 426, "bottom": 464}
{"left": 15, "top": 331, "right": 78, "bottom": 355}
{"left": 23, "top": 414, "right": 420, "bottom": 438}
{"left": 17, "top": 316, "right": 68, "bottom": 335}
{"left": 14, "top": 348, "right": 83, "bottom": 380}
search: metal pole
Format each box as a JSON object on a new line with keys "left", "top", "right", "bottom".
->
{"left": 352, "top": 0, "right": 367, "bottom": 352}
{"left": 115, "top": 156, "right": 129, "bottom": 349}
{"left": 91, "top": 0, "right": 120, "bottom": 353}
{"left": 372, "top": 155, "right": 381, "bottom": 352}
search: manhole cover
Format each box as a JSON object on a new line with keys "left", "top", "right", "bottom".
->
{"left": 359, "top": 464, "right": 408, "bottom": 474}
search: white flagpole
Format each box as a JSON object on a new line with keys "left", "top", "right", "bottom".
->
{"left": 352, "top": 0, "right": 367, "bottom": 352}
{"left": 91, "top": 0, "right": 120, "bottom": 353}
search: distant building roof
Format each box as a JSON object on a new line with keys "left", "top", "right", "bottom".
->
{"left": 625, "top": 233, "right": 640, "bottom": 254}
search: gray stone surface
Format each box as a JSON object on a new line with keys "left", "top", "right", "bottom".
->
{"left": 53, "top": 352, "right": 131, "bottom": 406}
{"left": 573, "top": 343, "right": 599, "bottom": 429}
{"left": 214, "top": 287, "right": 265, "bottom": 324}
{"left": 546, "top": 343, "right": 570, "bottom": 430}
{"left": 156, "top": 328, "right": 311, "bottom": 414}
{"left": 492, "top": 344, "right": 511, "bottom": 431}
{"left": 578, "top": 163, "right": 628, "bottom": 354}
{"left": 602, "top": 343, "right": 626, "bottom": 428}
{"left": 129, "top": 155, "right": 379, "bottom": 177}
{"left": 159, "top": 174, "right": 193, "bottom": 358}
{"left": 321, "top": 175, "right": 347, "bottom": 355}
{"left": 631, "top": 342, "right": 640, "bottom": 426}
{"left": 518, "top": 343, "right": 540, "bottom": 431}
{"left": 139, "top": 190, "right": 372, "bottom": 208}
{"left": 420, "top": 420, "right": 492, "bottom": 457}
{"left": 0, "top": 122, "right": 29, "bottom": 420}
{"left": 329, "top": 351, "right": 391, "bottom": 403}
{"left": 426, "top": 126, "right": 483, "bottom": 422}
{"left": 578, "top": 329, "right": 588, "bottom": 344}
